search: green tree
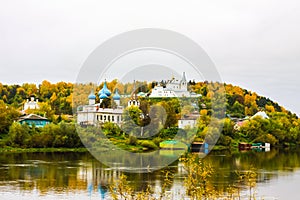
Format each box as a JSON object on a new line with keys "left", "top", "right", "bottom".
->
{"left": 159, "top": 101, "right": 178, "bottom": 128}
{"left": 222, "top": 118, "right": 235, "bottom": 138}
{"left": 122, "top": 106, "right": 142, "bottom": 136}
{"left": 7, "top": 122, "right": 30, "bottom": 147}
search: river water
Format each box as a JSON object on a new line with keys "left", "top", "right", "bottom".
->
{"left": 0, "top": 149, "right": 299, "bottom": 199}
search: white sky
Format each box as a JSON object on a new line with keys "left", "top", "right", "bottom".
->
{"left": 0, "top": 0, "right": 300, "bottom": 115}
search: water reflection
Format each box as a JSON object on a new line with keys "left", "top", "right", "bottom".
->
{"left": 0, "top": 149, "right": 300, "bottom": 199}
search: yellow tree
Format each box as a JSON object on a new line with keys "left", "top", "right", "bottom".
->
{"left": 265, "top": 105, "right": 275, "bottom": 113}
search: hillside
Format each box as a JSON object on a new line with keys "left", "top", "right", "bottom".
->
{"left": 0, "top": 80, "right": 299, "bottom": 148}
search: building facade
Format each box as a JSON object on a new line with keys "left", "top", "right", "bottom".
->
{"left": 149, "top": 72, "right": 201, "bottom": 98}
{"left": 23, "top": 97, "right": 40, "bottom": 111}
{"left": 178, "top": 112, "right": 200, "bottom": 129}
{"left": 18, "top": 114, "right": 50, "bottom": 128}
{"left": 77, "top": 81, "right": 128, "bottom": 126}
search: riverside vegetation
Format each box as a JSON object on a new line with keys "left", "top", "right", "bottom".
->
{"left": 108, "top": 153, "right": 258, "bottom": 199}
{"left": 0, "top": 80, "right": 300, "bottom": 151}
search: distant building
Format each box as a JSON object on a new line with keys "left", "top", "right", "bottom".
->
{"left": 178, "top": 112, "right": 200, "bottom": 129}
{"left": 234, "top": 111, "right": 269, "bottom": 130}
{"left": 18, "top": 114, "right": 49, "bottom": 128}
{"left": 23, "top": 97, "right": 40, "bottom": 111}
{"left": 234, "top": 120, "right": 247, "bottom": 131}
{"left": 149, "top": 72, "right": 201, "bottom": 98}
{"left": 251, "top": 111, "right": 269, "bottom": 119}
{"left": 77, "top": 74, "right": 202, "bottom": 127}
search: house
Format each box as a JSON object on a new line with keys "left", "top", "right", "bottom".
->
{"left": 18, "top": 114, "right": 50, "bottom": 128}
{"left": 234, "top": 111, "right": 269, "bottom": 130}
{"left": 178, "top": 112, "right": 200, "bottom": 129}
{"left": 234, "top": 120, "right": 248, "bottom": 131}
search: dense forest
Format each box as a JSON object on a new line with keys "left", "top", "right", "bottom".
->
{"left": 0, "top": 79, "right": 299, "bottom": 149}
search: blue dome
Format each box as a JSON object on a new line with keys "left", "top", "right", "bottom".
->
{"left": 88, "top": 91, "right": 96, "bottom": 99}
{"left": 99, "top": 90, "right": 108, "bottom": 99}
{"left": 113, "top": 89, "right": 121, "bottom": 100}
{"left": 98, "top": 81, "right": 111, "bottom": 96}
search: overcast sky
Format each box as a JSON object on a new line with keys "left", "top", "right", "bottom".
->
{"left": 0, "top": 0, "right": 300, "bottom": 115}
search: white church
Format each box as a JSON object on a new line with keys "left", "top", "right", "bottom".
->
{"left": 77, "top": 81, "right": 124, "bottom": 126}
{"left": 149, "top": 72, "right": 200, "bottom": 98}
{"left": 77, "top": 81, "right": 141, "bottom": 126}
{"left": 23, "top": 96, "right": 40, "bottom": 111}
{"left": 77, "top": 72, "right": 201, "bottom": 127}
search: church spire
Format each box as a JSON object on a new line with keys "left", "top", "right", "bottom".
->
{"left": 128, "top": 80, "right": 140, "bottom": 107}
{"left": 182, "top": 72, "right": 187, "bottom": 83}
{"left": 131, "top": 80, "right": 137, "bottom": 100}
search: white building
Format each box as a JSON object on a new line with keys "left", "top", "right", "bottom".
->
{"left": 149, "top": 72, "right": 201, "bottom": 98}
{"left": 178, "top": 112, "right": 200, "bottom": 129}
{"left": 251, "top": 111, "right": 269, "bottom": 119}
{"left": 77, "top": 81, "right": 125, "bottom": 126}
{"left": 77, "top": 74, "right": 201, "bottom": 127}
{"left": 23, "top": 96, "right": 40, "bottom": 111}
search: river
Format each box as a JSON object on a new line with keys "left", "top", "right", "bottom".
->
{"left": 0, "top": 148, "right": 299, "bottom": 199}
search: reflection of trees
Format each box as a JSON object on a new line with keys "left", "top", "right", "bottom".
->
{"left": 0, "top": 152, "right": 93, "bottom": 193}
{"left": 203, "top": 148, "right": 300, "bottom": 193}
{"left": 1, "top": 149, "right": 300, "bottom": 197}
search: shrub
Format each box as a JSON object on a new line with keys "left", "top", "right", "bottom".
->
{"left": 126, "top": 135, "right": 137, "bottom": 145}
{"left": 152, "top": 137, "right": 163, "bottom": 146}
{"left": 7, "top": 122, "right": 30, "bottom": 147}
{"left": 137, "top": 140, "right": 158, "bottom": 150}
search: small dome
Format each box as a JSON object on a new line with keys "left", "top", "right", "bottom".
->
{"left": 113, "top": 89, "right": 121, "bottom": 100}
{"left": 88, "top": 91, "right": 96, "bottom": 99}
{"left": 98, "top": 81, "right": 111, "bottom": 96}
{"left": 99, "top": 90, "right": 108, "bottom": 99}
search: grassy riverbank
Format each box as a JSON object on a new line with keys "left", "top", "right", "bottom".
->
{"left": 0, "top": 147, "right": 88, "bottom": 153}
{"left": 0, "top": 144, "right": 230, "bottom": 153}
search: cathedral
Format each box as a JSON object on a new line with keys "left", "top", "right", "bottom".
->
{"left": 77, "top": 81, "right": 125, "bottom": 126}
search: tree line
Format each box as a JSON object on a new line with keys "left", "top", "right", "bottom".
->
{"left": 0, "top": 80, "right": 299, "bottom": 148}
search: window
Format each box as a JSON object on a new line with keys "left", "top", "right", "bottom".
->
{"left": 112, "top": 116, "right": 114, "bottom": 121}
{"left": 108, "top": 115, "right": 110, "bottom": 121}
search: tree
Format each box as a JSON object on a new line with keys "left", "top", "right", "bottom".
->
{"left": 265, "top": 105, "right": 275, "bottom": 113}
{"left": 239, "top": 116, "right": 270, "bottom": 141}
{"left": 159, "top": 100, "right": 178, "bottom": 128}
{"left": 122, "top": 106, "right": 143, "bottom": 136}
{"left": 231, "top": 101, "right": 245, "bottom": 116}
{"left": 7, "top": 122, "right": 30, "bottom": 147}
{"left": 222, "top": 118, "right": 235, "bottom": 138}
{"left": 253, "top": 134, "right": 278, "bottom": 146}
{"left": 143, "top": 105, "right": 165, "bottom": 137}
{"left": 39, "top": 80, "right": 53, "bottom": 99}
{"left": 0, "top": 100, "right": 20, "bottom": 134}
